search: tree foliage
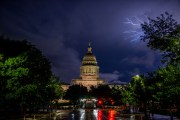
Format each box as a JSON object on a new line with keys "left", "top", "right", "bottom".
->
{"left": 110, "top": 86, "right": 123, "bottom": 104}
{"left": 122, "top": 75, "right": 150, "bottom": 106}
{"left": 64, "top": 85, "right": 88, "bottom": 104}
{"left": 138, "top": 12, "right": 180, "bottom": 118}
{"left": 140, "top": 12, "right": 180, "bottom": 104}
{"left": 121, "top": 85, "right": 136, "bottom": 105}
{"left": 122, "top": 13, "right": 180, "bottom": 117}
{"left": 152, "top": 64, "right": 180, "bottom": 107}
{"left": 0, "top": 36, "right": 63, "bottom": 113}
{"left": 89, "top": 84, "right": 112, "bottom": 99}
{"left": 141, "top": 12, "right": 180, "bottom": 64}
{"left": 0, "top": 54, "right": 29, "bottom": 104}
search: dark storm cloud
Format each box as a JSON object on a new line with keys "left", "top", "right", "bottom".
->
{"left": 100, "top": 71, "right": 125, "bottom": 83}
{"left": 121, "top": 51, "right": 156, "bottom": 68}
{"left": 0, "top": 0, "right": 82, "bottom": 82}
{"left": 0, "top": 0, "right": 180, "bottom": 83}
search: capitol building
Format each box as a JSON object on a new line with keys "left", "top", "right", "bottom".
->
{"left": 71, "top": 43, "right": 107, "bottom": 89}
{"left": 61, "top": 43, "right": 127, "bottom": 91}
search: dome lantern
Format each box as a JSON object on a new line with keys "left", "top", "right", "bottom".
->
{"left": 82, "top": 43, "right": 97, "bottom": 66}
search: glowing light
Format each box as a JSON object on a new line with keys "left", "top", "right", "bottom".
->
{"left": 80, "top": 109, "right": 85, "bottom": 120}
{"left": 98, "top": 110, "right": 103, "bottom": 120}
{"left": 108, "top": 110, "right": 115, "bottom": 120}
{"left": 93, "top": 109, "right": 98, "bottom": 118}
{"left": 124, "top": 15, "right": 149, "bottom": 42}
{"left": 98, "top": 100, "right": 102, "bottom": 104}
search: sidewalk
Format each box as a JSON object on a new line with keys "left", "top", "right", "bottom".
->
{"left": 151, "top": 114, "right": 180, "bottom": 120}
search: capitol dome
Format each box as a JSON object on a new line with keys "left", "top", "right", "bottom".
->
{"left": 71, "top": 43, "right": 106, "bottom": 90}
{"left": 82, "top": 44, "right": 97, "bottom": 66}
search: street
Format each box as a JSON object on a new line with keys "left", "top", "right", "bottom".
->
{"left": 44, "top": 109, "right": 180, "bottom": 120}
{"left": 50, "top": 109, "right": 135, "bottom": 120}
{"left": 13, "top": 109, "right": 179, "bottom": 120}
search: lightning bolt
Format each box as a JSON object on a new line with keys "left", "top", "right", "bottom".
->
{"left": 124, "top": 18, "right": 141, "bottom": 26}
{"left": 124, "top": 15, "right": 149, "bottom": 42}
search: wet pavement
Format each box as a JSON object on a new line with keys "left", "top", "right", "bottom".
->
{"left": 2, "top": 109, "right": 180, "bottom": 120}
{"left": 48, "top": 109, "right": 139, "bottom": 120}
{"left": 151, "top": 114, "right": 180, "bottom": 120}
{"left": 47, "top": 109, "right": 180, "bottom": 120}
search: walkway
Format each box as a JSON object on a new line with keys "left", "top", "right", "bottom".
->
{"left": 151, "top": 114, "right": 180, "bottom": 120}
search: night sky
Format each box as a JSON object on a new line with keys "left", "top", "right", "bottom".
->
{"left": 0, "top": 0, "right": 180, "bottom": 83}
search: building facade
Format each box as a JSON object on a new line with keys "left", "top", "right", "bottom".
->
{"left": 71, "top": 43, "right": 106, "bottom": 89}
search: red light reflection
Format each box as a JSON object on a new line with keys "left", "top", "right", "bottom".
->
{"left": 98, "top": 110, "right": 102, "bottom": 120}
{"left": 108, "top": 110, "right": 115, "bottom": 120}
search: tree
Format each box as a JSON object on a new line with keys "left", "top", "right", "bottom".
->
{"left": 45, "top": 75, "right": 64, "bottom": 111}
{"left": 47, "top": 75, "right": 64, "bottom": 101}
{"left": 111, "top": 86, "right": 123, "bottom": 105}
{"left": 64, "top": 85, "right": 88, "bottom": 105}
{"left": 141, "top": 12, "right": 180, "bottom": 119}
{"left": 89, "top": 85, "right": 112, "bottom": 99}
{"left": 141, "top": 12, "right": 180, "bottom": 64}
{"left": 0, "top": 53, "right": 29, "bottom": 112}
{"left": 152, "top": 64, "right": 180, "bottom": 119}
{"left": 121, "top": 85, "right": 136, "bottom": 106}
{"left": 0, "top": 36, "right": 63, "bottom": 114}
{"left": 122, "top": 75, "right": 151, "bottom": 115}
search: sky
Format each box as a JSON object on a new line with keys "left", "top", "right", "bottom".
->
{"left": 0, "top": 0, "right": 180, "bottom": 83}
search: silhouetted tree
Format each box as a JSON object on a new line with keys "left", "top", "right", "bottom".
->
{"left": 141, "top": 12, "right": 180, "bottom": 119}
{"left": 64, "top": 85, "right": 88, "bottom": 106}
{"left": 90, "top": 85, "right": 112, "bottom": 99}
{"left": 0, "top": 36, "right": 63, "bottom": 115}
{"left": 111, "top": 86, "right": 123, "bottom": 105}
{"left": 141, "top": 12, "right": 180, "bottom": 64}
